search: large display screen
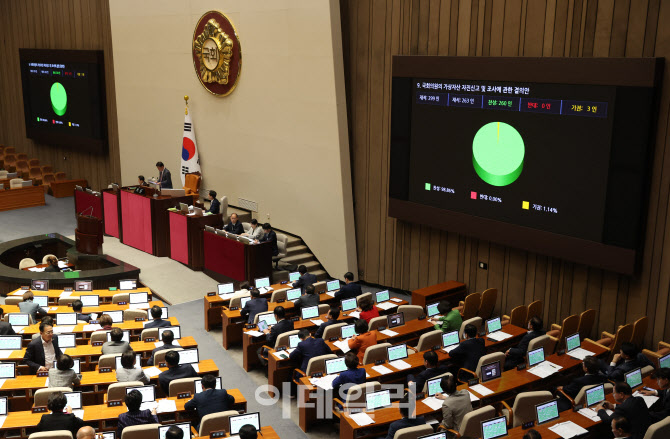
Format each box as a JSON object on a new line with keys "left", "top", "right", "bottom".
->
{"left": 390, "top": 57, "right": 662, "bottom": 274}
{"left": 19, "top": 49, "right": 107, "bottom": 153}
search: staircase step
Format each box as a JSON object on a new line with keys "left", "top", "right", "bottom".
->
{"left": 312, "top": 269, "right": 328, "bottom": 281}
{"left": 281, "top": 253, "right": 315, "bottom": 265}
{"left": 286, "top": 245, "right": 308, "bottom": 256}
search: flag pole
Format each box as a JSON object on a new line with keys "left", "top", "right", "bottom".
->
{"left": 184, "top": 95, "right": 189, "bottom": 115}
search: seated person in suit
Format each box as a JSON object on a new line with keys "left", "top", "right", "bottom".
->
{"left": 386, "top": 393, "right": 426, "bottom": 439}
{"left": 0, "top": 307, "right": 16, "bottom": 335}
{"left": 239, "top": 425, "right": 258, "bottom": 439}
{"left": 356, "top": 295, "right": 379, "bottom": 324}
{"left": 523, "top": 430, "right": 542, "bottom": 439}
{"left": 504, "top": 316, "right": 546, "bottom": 370}
{"left": 165, "top": 425, "right": 185, "bottom": 439}
{"left": 36, "top": 391, "right": 85, "bottom": 437}
{"left": 148, "top": 329, "right": 179, "bottom": 366}
{"left": 291, "top": 264, "right": 316, "bottom": 293}
{"left": 48, "top": 354, "right": 81, "bottom": 388}
{"left": 434, "top": 374, "right": 472, "bottom": 433}
{"left": 224, "top": 213, "right": 244, "bottom": 235}
{"left": 334, "top": 272, "right": 362, "bottom": 300}
{"left": 348, "top": 318, "right": 377, "bottom": 363}
{"left": 448, "top": 323, "right": 486, "bottom": 374}
{"left": 144, "top": 305, "right": 171, "bottom": 328}
{"left": 407, "top": 350, "right": 449, "bottom": 393}
{"left": 158, "top": 350, "right": 199, "bottom": 395}
{"left": 19, "top": 291, "right": 47, "bottom": 322}
{"left": 185, "top": 373, "right": 235, "bottom": 429}
{"left": 156, "top": 161, "right": 173, "bottom": 189}
{"left": 138, "top": 175, "right": 150, "bottom": 187}
{"left": 44, "top": 255, "right": 61, "bottom": 272}
{"left": 240, "top": 288, "right": 268, "bottom": 324}
{"left": 258, "top": 223, "right": 278, "bottom": 256}
{"left": 640, "top": 367, "right": 670, "bottom": 421}
{"left": 595, "top": 381, "right": 652, "bottom": 439}
{"left": 207, "top": 190, "right": 220, "bottom": 214}
{"left": 101, "top": 327, "right": 131, "bottom": 355}
{"left": 257, "top": 306, "right": 294, "bottom": 366}
{"left": 76, "top": 426, "right": 96, "bottom": 439}
{"left": 290, "top": 329, "right": 331, "bottom": 373}
{"left": 294, "top": 284, "right": 320, "bottom": 312}
{"left": 611, "top": 416, "right": 634, "bottom": 439}
{"left": 242, "top": 218, "right": 264, "bottom": 240}
{"left": 98, "top": 313, "right": 114, "bottom": 331}
{"left": 117, "top": 389, "right": 159, "bottom": 437}
{"left": 601, "top": 342, "right": 653, "bottom": 382}
{"left": 430, "top": 300, "right": 462, "bottom": 333}
{"left": 556, "top": 355, "right": 607, "bottom": 412}
{"left": 314, "top": 305, "right": 340, "bottom": 339}
{"left": 71, "top": 300, "right": 91, "bottom": 323}
{"left": 332, "top": 352, "right": 366, "bottom": 398}
{"left": 117, "top": 350, "right": 150, "bottom": 384}
{"left": 23, "top": 321, "right": 62, "bottom": 373}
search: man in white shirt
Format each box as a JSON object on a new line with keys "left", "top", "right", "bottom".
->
{"left": 23, "top": 322, "right": 62, "bottom": 374}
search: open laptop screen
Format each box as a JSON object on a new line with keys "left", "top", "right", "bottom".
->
{"left": 119, "top": 279, "right": 137, "bottom": 290}
{"left": 80, "top": 295, "right": 99, "bottom": 307}
{"left": 301, "top": 306, "right": 319, "bottom": 320}
{"left": 585, "top": 384, "right": 606, "bottom": 407}
{"left": 376, "top": 290, "right": 390, "bottom": 303}
{"left": 158, "top": 326, "right": 181, "bottom": 340}
{"left": 486, "top": 317, "right": 502, "bottom": 334}
{"left": 341, "top": 298, "right": 357, "bottom": 312}
{"left": 217, "top": 283, "right": 234, "bottom": 295}
{"left": 527, "top": 347, "right": 545, "bottom": 367}
{"left": 33, "top": 296, "right": 48, "bottom": 308}
{"left": 536, "top": 399, "right": 559, "bottom": 424}
{"left": 229, "top": 412, "right": 260, "bottom": 435}
{"left": 481, "top": 416, "right": 508, "bottom": 439}
{"left": 194, "top": 376, "right": 222, "bottom": 393}
{"left": 325, "top": 357, "right": 347, "bottom": 375}
{"left": 255, "top": 277, "right": 270, "bottom": 289}
{"left": 442, "top": 331, "right": 459, "bottom": 348}
{"left": 566, "top": 333, "right": 581, "bottom": 352}
{"left": 31, "top": 280, "right": 48, "bottom": 291}
{"left": 289, "top": 272, "right": 301, "bottom": 282}
{"left": 480, "top": 361, "right": 502, "bottom": 383}
{"left": 387, "top": 312, "right": 405, "bottom": 329}
{"left": 625, "top": 368, "right": 643, "bottom": 389}
{"left": 365, "top": 389, "right": 392, "bottom": 411}
{"left": 57, "top": 313, "right": 77, "bottom": 326}
{"left": 129, "top": 292, "right": 148, "bottom": 304}
{"left": 286, "top": 289, "right": 302, "bottom": 301}
{"left": 0, "top": 336, "right": 23, "bottom": 351}
{"left": 426, "top": 302, "right": 440, "bottom": 317}
{"left": 387, "top": 344, "right": 408, "bottom": 362}
{"left": 327, "top": 280, "right": 340, "bottom": 292}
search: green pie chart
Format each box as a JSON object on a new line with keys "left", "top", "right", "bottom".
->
{"left": 50, "top": 82, "right": 67, "bottom": 116}
{"left": 472, "top": 121, "right": 524, "bottom": 186}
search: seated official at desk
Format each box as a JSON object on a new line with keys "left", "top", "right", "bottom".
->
{"left": 0, "top": 307, "right": 16, "bottom": 335}
{"left": 148, "top": 329, "right": 179, "bottom": 366}
{"left": 294, "top": 284, "right": 320, "bottom": 311}
{"left": 595, "top": 381, "right": 652, "bottom": 439}
{"left": 98, "top": 313, "right": 114, "bottom": 331}
{"left": 258, "top": 222, "right": 278, "bottom": 256}
{"left": 292, "top": 264, "right": 316, "bottom": 293}
{"left": 72, "top": 300, "right": 91, "bottom": 323}
{"left": 601, "top": 342, "right": 653, "bottom": 381}
{"left": 449, "top": 324, "right": 486, "bottom": 373}
{"left": 334, "top": 271, "right": 362, "bottom": 300}
{"left": 102, "top": 327, "right": 131, "bottom": 355}
{"left": 504, "top": 316, "right": 546, "bottom": 370}
{"left": 523, "top": 430, "right": 542, "bottom": 439}
{"left": 610, "top": 417, "right": 633, "bottom": 439}
{"left": 158, "top": 350, "right": 199, "bottom": 395}
{"left": 224, "top": 213, "right": 244, "bottom": 234}
{"left": 257, "top": 306, "right": 294, "bottom": 366}
{"left": 332, "top": 352, "right": 366, "bottom": 397}
{"left": 144, "top": 305, "right": 171, "bottom": 328}
{"left": 138, "top": 175, "right": 150, "bottom": 187}
{"left": 386, "top": 393, "right": 427, "bottom": 439}
{"left": 49, "top": 354, "right": 81, "bottom": 388}
{"left": 185, "top": 374, "right": 235, "bottom": 429}
{"left": 37, "top": 391, "right": 85, "bottom": 437}
{"left": 240, "top": 288, "right": 268, "bottom": 324}
{"left": 290, "top": 329, "right": 331, "bottom": 372}
{"left": 44, "top": 255, "right": 61, "bottom": 272}
{"left": 77, "top": 426, "right": 97, "bottom": 439}
{"left": 239, "top": 425, "right": 259, "bottom": 439}
{"left": 356, "top": 295, "right": 379, "bottom": 324}
{"left": 207, "top": 190, "right": 220, "bottom": 214}
{"left": 430, "top": 300, "right": 462, "bottom": 333}
{"left": 348, "top": 319, "right": 376, "bottom": 363}
{"left": 155, "top": 161, "right": 173, "bottom": 189}
{"left": 19, "top": 291, "right": 47, "bottom": 321}
{"left": 315, "top": 306, "right": 340, "bottom": 339}
{"left": 434, "top": 374, "right": 472, "bottom": 433}
{"left": 24, "top": 321, "right": 62, "bottom": 374}
{"left": 117, "top": 350, "right": 150, "bottom": 384}
{"left": 556, "top": 356, "right": 607, "bottom": 412}
{"left": 165, "top": 426, "right": 185, "bottom": 439}
{"left": 640, "top": 367, "right": 670, "bottom": 421}
{"left": 242, "top": 218, "right": 263, "bottom": 240}
{"left": 407, "top": 350, "right": 448, "bottom": 393}
{"left": 118, "top": 389, "right": 159, "bottom": 437}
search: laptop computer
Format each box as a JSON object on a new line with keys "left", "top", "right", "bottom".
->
{"left": 289, "top": 271, "right": 301, "bottom": 282}
{"left": 7, "top": 313, "right": 29, "bottom": 328}
{"left": 0, "top": 336, "right": 23, "bottom": 351}
{"left": 535, "top": 399, "right": 560, "bottom": 425}
{"left": 239, "top": 297, "right": 251, "bottom": 309}
{"left": 129, "top": 292, "right": 149, "bottom": 304}
{"left": 32, "top": 295, "right": 48, "bottom": 308}
{"left": 376, "top": 290, "right": 390, "bottom": 303}
{"left": 585, "top": 384, "right": 606, "bottom": 407}
{"left": 31, "top": 280, "right": 48, "bottom": 291}
{"left": 258, "top": 314, "right": 277, "bottom": 327}
{"left": 365, "top": 389, "right": 392, "bottom": 411}
{"left": 286, "top": 289, "right": 302, "bottom": 301}
{"left": 107, "top": 330, "right": 130, "bottom": 343}
{"left": 115, "top": 354, "right": 140, "bottom": 370}
{"left": 481, "top": 416, "right": 508, "bottom": 439}
{"left": 53, "top": 358, "right": 81, "bottom": 374}
{"left": 442, "top": 331, "right": 460, "bottom": 352}
{"left": 0, "top": 396, "right": 7, "bottom": 416}
{"left": 57, "top": 333, "right": 77, "bottom": 348}
{"left": 126, "top": 385, "right": 156, "bottom": 408}
{"left": 194, "top": 376, "right": 222, "bottom": 393}
{"left": 255, "top": 277, "right": 270, "bottom": 289}
{"left": 301, "top": 306, "right": 320, "bottom": 320}
{"left": 486, "top": 317, "right": 502, "bottom": 334}
{"left": 0, "top": 363, "right": 16, "bottom": 379}
{"left": 217, "top": 283, "right": 234, "bottom": 295}
{"left": 158, "top": 326, "right": 181, "bottom": 340}
{"left": 288, "top": 334, "right": 300, "bottom": 349}
{"left": 118, "top": 279, "right": 137, "bottom": 290}
{"left": 341, "top": 298, "right": 357, "bottom": 312}
{"left": 257, "top": 320, "right": 269, "bottom": 332}
{"left": 179, "top": 348, "right": 199, "bottom": 365}
{"left": 660, "top": 352, "right": 670, "bottom": 369}
{"left": 63, "top": 391, "right": 82, "bottom": 411}
{"left": 387, "top": 344, "right": 409, "bottom": 362}
{"left": 229, "top": 412, "right": 261, "bottom": 435}
{"left": 426, "top": 376, "right": 443, "bottom": 397}
{"left": 325, "top": 357, "right": 347, "bottom": 375}
{"left": 426, "top": 302, "right": 440, "bottom": 317}
{"left": 341, "top": 324, "right": 356, "bottom": 339}
{"left": 80, "top": 295, "right": 99, "bottom": 307}
{"left": 527, "top": 347, "right": 545, "bottom": 367}
{"left": 566, "top": 333, "right": 581, "bottom": 353}
{"left": 74, "top": 280, "right": 93, "bottom": 291}
{"left": 387, "top": 312, "right": 405, "bottom": 329}
{"left": 625, "top": 368, "right": 643, "bottom": 389}
{"left": 159, "top": 423, "right": 190, "bottom": 439}
{"left": 57, "top": 313, "right": 78, "bottom": 326}
{"left": 327, "top": 280, "right": 340, "bottom": 292}
{"left": 480, "top": 361, "right": 502, "bottom": 383}
{"left": 106, "top": 310, "right": 124, "bottom": 323}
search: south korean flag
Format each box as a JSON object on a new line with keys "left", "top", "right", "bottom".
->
{"left": 180, "top": 110, "right": 201, "bottom": 186}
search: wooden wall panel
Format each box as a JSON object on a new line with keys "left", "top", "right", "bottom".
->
{"left": 342, "top": 0, "right": 670, "bottom": 348}
{"left": 0, "top": 0, "right": 120, "bottom": 191}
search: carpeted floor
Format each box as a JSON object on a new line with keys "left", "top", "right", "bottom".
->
{"left": 0, "top": 195, "right": 76, "bottom": 242}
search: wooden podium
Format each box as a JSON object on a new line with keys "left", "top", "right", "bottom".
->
{"left": 75, "top": 214, "right": 103, "bottom": 254}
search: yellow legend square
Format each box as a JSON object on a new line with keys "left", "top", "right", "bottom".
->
{"left": 522, "top": 201, "right": 529, "bottom": 210}
{"left": 69, "top": 122, "right": 71, "bottom": 126}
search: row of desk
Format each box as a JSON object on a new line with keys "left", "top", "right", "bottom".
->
{"left": 6, "top": 287, "right": 153, "bottom": 306}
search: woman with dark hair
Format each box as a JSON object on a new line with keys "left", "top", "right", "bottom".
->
{"left": 48, "top": 354, "right": 81, "bottom": 388}
{"left": 36, "top": 391, "right": 85, "bottom": 436}
{"left": 357, "top": 295, "right": 380, "bottom": 323}
{"left": 348, "top": 319, "right": 377, "bottom": 363}
{"left": 116, "top": 350, "right": 149, "bottom": 384}
{"left": 98, "top": 314, "right": 114, "bottom": 330}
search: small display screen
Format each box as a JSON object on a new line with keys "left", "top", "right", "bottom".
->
{"left": 341, "top": 298, "right": 357, "bottom": 311}
{"left": 159, "top": 423, "right": 190, "bottom": 439}
{"left": 258, "top": 314, "right": 277, "bottom": 326}
{"left": 74, "top": 280, "right": 92, "bottom": 291}
{"left": 129, "top": 292, "right": 148, "bottom": 304}
{"left": 289, "top": 272, "right": 301, "bottom": 282}
{"left": 0, "top": 363, "right": 16, "bottom": 379}
{"left": 288, "top": 334, "right": 300, "bottom": 348}
{"left": 229, "top": 412, "right": 260, "bottom": 435}
{"left": 566, "top": 333, "right": 581, "bottom": 352}
{"left": 660, "top": 353, "right": 670, "bottom": 369}
{"left": 31, "top": 280, "right": 49, "bottom": 291}
{"left": 327, "top": 280, "right": 340, "bottom": 292}
{"left": 301, "top": 306, "right": 319, "bottom": 320}
{"left": 286, "top": 289, "right": 302, "bottom": 301}
{"left": 80, "top": 295, "right": 99, "bottom": 307}
{"left": 57, "top": 313, "right": 78, "bottom": 326}
{"left": 0, "top": 397, "right": 7, "bottom": 416}
{"left": 427, "top": 377, "right": 442, "bottom": 396}
{"left": 625, "top": 368, "right": 643, "bottom": 389}
{"left": 218, "top": 283, "right": 234, "bottom": 295}
{"left": 486, "top": 317, "right": 502, "bottom": 334}
{"left": 481, "top": 416, "right": 508, "bottom": 439}
{"left": 106, "top": 330, "right": 130, "bottom": 343}
{"left": 115, "top": 354, "right": 140, "bottom": 370}
{"left": 0, "top": 336, "right": 23, "bottom": 350}
{"left": 179, "top": 348, "right": 199, "bottom": 365}
{"left": 387, "top": 312, "right": 405, "bottom": 328}
{"left": 255, "top": 277, "right": 270, "bottom": 289}
{"left": 325, "top": 357, "right": 347, "bottom": 375}
{"left": 240, "top": 297, "right": 251, "bottom": 308}
{"left": 57, "top": 333, "right": 77, "bottom": 348}
{"left": 63, "top": 391, "right": 82, "bottom": 410}
{"left": 341, "top": 324, "right": 356, "bottom": 339}
{"left": 536, "top": 400, "right": 559, "bottom": 424}
{"left": 376, "top": 290, "right": 390, "bottom": 302}
{"left": 195, "top": 377, "right": 222, "bottom": 393}
{"left": 158, "top": 326, "right": 181, "bottom": 340}
{"left": 33, "top": 296, "right": 49, "bottom": 307}
{"left": 426, "top": 302, "right": 440, "bottom": 317}
{"left": 585, "top": 384, "right": 605, "bottom": 407}
{"left": 126, "top": 385, "right": 155, "bottom": 402}
{"left": 528, "top": 347, "right": 545, "bottom": 367}
{"left": 365, "top": 390, "right": 392, "bottom": 411}
{"left": 388, "top": 344, "right": 408, "bottom": 361}
{"left": 8, "top": 314, "right": 29, "bottom": 326}
{"left": 481, "top": 361, "right": 502, "bottom": 383}
{"left": 53, "top": 358, "right": 80, "bottom": 373}
{"left": 119, "top": 279, "right": 136, "bottom": 290}
{"left": 106, "top": 310, "right": 123, "bottom": 323}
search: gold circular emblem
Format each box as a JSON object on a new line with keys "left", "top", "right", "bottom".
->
{"left": 192, "top": 11, "right": 241, "bottom": 96}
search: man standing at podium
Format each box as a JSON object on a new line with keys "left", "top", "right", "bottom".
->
{"left": 156, "top": 161, "right": 173, "bottom": 189}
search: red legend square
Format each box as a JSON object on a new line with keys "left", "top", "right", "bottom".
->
{"left": 471, "top": 191, "right": 477, "bottom": 199}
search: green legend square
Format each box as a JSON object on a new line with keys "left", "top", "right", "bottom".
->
{"left": 425, "top": 183, "right": 431, "bottom": 190}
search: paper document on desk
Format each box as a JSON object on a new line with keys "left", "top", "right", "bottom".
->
{"left": 310, "top": 319, "right": 325, "bottom": 326}
{"left": 72, "top": 409, "right": 84, "bottom": 419}
{"left": 333, "top": 340, "right": 351, "bottom": 353}
{"left": 389, "top": 360, "right": 411, "bottom": 370}
{"left": 273, "top": 351, "right": 290, "bottom": 360}
{"left": 548, "top": 421, "right": 589, "bottom": 438}
{"left": 44, "top": 378, "right": 49, "bottom": 387}
{"left": 0, "top": 379, "right": 6, "bottom": 389}
{"left": 379, "top": 329, "right": 399, "bottom": 337}
{"left": 390, "top": 298, "right": 403, "bottom": 303}
{"left": 143, "top": 367, "right": 162, "bottom": 378}
{"left": 157, "top": 399, "right": 177, "bottom": 413}
{"left": 0, "top": 351, "right": 14, "bottom": 359}
{"left": 154, "top": 340, "right": 181, "bottom": 348}
{"left": 567, "top": 347, "right": 596, "bottom": 360}
{"left": 467, "top": 391, "right": 480, "bottom": 402}
{"left": 245, "top": 330, "right": 264, "bottom": 338}
{"left": 349, "top": 412, "right": 375, "bottom": 426}
{"left": 28, "top": 267, "right": 46, "bottom": 272}
{"left": 59, "top": 290, "right": 72, "bottom": 298}
{"left": 633, "top": 391, "right": 659, "bottom": 408}
{"left": 140, "top": 401, "right": 158, "bottom": 411}
{"left": 191, "top": 364, "right": 199, "bottom": 373}
{"left": 469, "top": 384, "right": 494, "bottom": 396}
{"left": 12, "top": 289, "right": 29, "bottom": 296}
{"left": 325, "top": 291, "right": 337, "bottom": 297}
{"left": 83, "top": 324, "right": 102, "bottom": 332}
{"left": 58, "top": 261, "right": 68, "bottom": 268}
{"left": 0, "top": 415, "right": 6, "bottom": 428}
{"left": 48, "top": 307, "right": 60, "bottom": 312}
{"left": 311, "top": 374, "right": 338, "bottom": 390}
{"left": 377, "top": 302, "right": 398, "bottom": 310}
{"left": 348, "top": 311, "right": 361, "bottom": 319}
{"left": 371, "top": 365, "right": 393, "bottom": 375}
{"left": 53, "top": 326, "right": 76, "bottom": 334}
{"left": 421, "top": 396, "right": 443, "bottom": 411}
{"left": 527, "top": 361, "right": 563, "bottom": 378}
{"left": 486, "top": 331, "right": 513, "bottom": 341}
{"left": 15, "top": 327, "right": 26, "bottom": 334}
